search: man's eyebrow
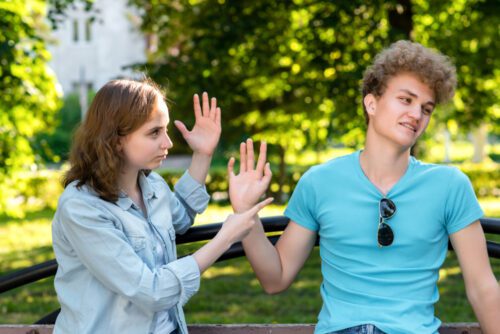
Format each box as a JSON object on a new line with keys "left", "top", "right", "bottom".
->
{"left": 399, "top": 89, "right": 435, "bottom": 106}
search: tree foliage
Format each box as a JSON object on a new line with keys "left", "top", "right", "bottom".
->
{"left": 412, "top": 0, "right": 499, "bottom": 132}
{"left": 0, "top": 0, "right": 61, "bottom": 215}
{"left": 130, "top": 0, "right": 498, "bottom": 144}
{"left": 129, "top": 0, "right": 497, "bottom": 198}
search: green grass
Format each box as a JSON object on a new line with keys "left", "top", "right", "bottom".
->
{"left": 0, "top": 201, "right": 499, "bottom": 324}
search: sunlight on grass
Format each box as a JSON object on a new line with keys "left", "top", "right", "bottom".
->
{"left": 0, "top": 193, "right": 497, "bottom": 324}
{"left": 203, "top": 264, "right": 248, "bottom": 279}
{"left": 438, "top": 266, "right": 462, "bottom": 283}
{"left": 480, "top": 197, "right": 500, "bottom": 217}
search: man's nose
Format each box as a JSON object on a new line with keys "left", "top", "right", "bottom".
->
{"left": 408, "top": 105, "right": 423, "bottom": 120}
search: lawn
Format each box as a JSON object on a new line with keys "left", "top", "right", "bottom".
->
{"left": 0, "top": 201, "right": 499, "bottom": 324}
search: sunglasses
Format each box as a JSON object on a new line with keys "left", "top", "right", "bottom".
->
{"left": 378, "top": 198, "right": 396, "bottom": 247}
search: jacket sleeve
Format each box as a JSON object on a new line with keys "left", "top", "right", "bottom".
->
{"left": 56, "top": 197, "right": 201, "bottom": 313}
{"left": 170, "top": 170, "right": 210, "bottom": 234}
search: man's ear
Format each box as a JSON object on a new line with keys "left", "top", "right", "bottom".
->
{"left": 364, "top": 94, "right": 377, "bottom": 117}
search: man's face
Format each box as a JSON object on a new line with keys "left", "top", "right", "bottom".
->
{"left": 364, "top": 72, "right": 436, "bottom": 149}
{"left": 120, "top": 98, "right": 173, "bottom": 172}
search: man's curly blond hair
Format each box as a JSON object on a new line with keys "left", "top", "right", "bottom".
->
{"left": 361, "top": 40, "right": 457, "bottom": 124}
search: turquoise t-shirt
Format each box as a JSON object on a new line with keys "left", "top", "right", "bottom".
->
{"left": 284, "top": 150, "right": 483, "bottom": 334}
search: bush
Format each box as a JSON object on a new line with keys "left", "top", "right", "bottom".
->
{"left": 33, "top": 92, "right": 94, "bottom": 164}
{"left": 1, "top": 168, "right": 64, "bottom": 217}
{"left": 158, "top": 161, "right": 498, "bottom": 204}
{"left": 458, "top": 162, "right": 499, "bottom": 197}
{"left": 4, "top": 160, "right": 495, "bottom": 218}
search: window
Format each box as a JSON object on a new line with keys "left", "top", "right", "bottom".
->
{"left": 72, "top": 19, "right": 79, "bottom": 42}
{"left": 71, "top": 82, "right": 94, "bottom": 93}
{"left": 85, "top": 19, "right": 92, "bottom": 42}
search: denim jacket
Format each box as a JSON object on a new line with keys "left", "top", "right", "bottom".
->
{"left": 52, "top": 171, "right": 210, "bottom": 334}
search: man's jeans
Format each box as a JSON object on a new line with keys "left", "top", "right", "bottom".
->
{"left": 328, "top": 324, "right": 386, "bottom": 334}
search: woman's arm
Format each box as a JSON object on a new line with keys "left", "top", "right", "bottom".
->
{"left": 55, "top": 197, "right": 201, "bottom": 312}
{"left": 193, "top": 197, "right": 273, "bottom": 273}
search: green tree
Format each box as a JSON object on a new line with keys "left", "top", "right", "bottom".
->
{"left": 413, "top": 0, "right": 499, "bottom": 132}
{"left": 130, "top": 0, "right": 395, "bottom": 199}
{"left": 130, "top": 0, "right": 498, "bottom": 198}
{"left": 0, "top": 0, "right": 61, "bottom": 216}
{"left": 33, "top": 93, "right": 88, "bottom": 164}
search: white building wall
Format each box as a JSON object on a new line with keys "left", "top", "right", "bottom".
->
{"left": 48, "top": 0, "right": 146, "bottom": 95}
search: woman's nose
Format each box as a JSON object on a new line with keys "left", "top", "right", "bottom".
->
{"left": 161, "top": 133, "right": 173, "bottom": 149}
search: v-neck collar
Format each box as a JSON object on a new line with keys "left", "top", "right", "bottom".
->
{"left": 354, "top": 150, "right": 415, "bottom": 198}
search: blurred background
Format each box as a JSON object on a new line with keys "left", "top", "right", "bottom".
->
{"left": 1, "top": 0, "right": 498, "bottom": 325}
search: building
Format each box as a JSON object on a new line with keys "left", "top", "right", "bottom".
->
{"left": 47, "top": 0, "right": 147, "bottom": 96}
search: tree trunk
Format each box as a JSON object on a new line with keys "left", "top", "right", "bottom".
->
{"left": 472, "top": 124, "right": 488, "bottom": 163}
{"left": 278, "top": 144, "right": 287, "bottom": 203}
{"left": 388, "top": 0, "right": 413, "bottom": 39}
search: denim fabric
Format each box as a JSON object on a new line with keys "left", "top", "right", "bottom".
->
{"left": 328, "top": 324, "right": 386, "bottom": 334}
{"left": 52, "top": 171, "right": 210, "bottom": 334}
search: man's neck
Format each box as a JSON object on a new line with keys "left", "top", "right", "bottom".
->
{"left": 360, "top": 142, "right": 411, "bottom": 196}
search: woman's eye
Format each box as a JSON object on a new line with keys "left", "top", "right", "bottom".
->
{"left": 399, "top": 97, "right": 411, "bottom": 104}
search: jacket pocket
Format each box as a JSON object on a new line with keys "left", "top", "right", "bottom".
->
{"left": 128, "top": 235, "right": 146, "bottom": 252}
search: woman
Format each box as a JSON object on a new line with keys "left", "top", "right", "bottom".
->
{"left": 52, "top": 78, "right": 272, "bottom": 334}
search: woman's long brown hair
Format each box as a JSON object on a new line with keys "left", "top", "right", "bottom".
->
{"left": 64, "top": 79, "right": 165, "bottom": 202}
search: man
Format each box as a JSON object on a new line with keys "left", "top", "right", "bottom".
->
{"left": 227, "top": 41, "right": 499, "bottom": 333}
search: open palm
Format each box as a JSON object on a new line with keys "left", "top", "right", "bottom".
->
{"left": 175, "top": 92, "right": 221, "bottom": 156}
{"left": 228, "top": 139, "right": 272, "bottom": 213}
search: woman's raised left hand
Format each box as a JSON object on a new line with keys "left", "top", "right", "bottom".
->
{"left": 174, "top": 92, "right": 221, "bottom": 156}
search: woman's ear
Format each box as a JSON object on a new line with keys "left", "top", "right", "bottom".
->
{"left": 364, "top": 94, "right": 377, "bottom": 117}
{"left": 116, "top": 137, "right": 124, "bottom": 152}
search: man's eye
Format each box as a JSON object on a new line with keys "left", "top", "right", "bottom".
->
{"left": 399, "top": 97, "right": 411, "bottom": 104}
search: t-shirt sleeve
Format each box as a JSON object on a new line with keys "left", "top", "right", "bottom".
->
{"left": 444, "top": 168, "right": 484, "bottom": 235}
{"left": 284, "top": 170, "right": 319, "bottom": 232}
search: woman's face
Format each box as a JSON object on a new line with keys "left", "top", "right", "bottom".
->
{"left": 119, "top": 98, "right": 173, "bottom": 173}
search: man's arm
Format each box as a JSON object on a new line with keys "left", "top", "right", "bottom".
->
{"left": 228, "top": 139, "right": 316, "bottom": 294}
{"left": 450, "top": 220, "right": 500, "bottom": 333}
{"left": 242, "top": 219, "right": 317, "bottom": 294}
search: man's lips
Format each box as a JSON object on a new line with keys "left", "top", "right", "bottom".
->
{"left": 400, "top": 122, "right": 417, "bottom": 132}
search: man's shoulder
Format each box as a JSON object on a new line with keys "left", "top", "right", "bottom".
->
{"left": 412, "top": 159, "right": 465, "bottom": 179}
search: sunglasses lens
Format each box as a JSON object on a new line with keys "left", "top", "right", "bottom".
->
{"left": 378, "top": 222, "right": 394, "bottom": 246}
{"left": 380, "top": 198, "right": 396, "bottom": 218}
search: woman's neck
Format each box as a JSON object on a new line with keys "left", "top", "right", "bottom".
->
{"left": 118, "top": 168, "right": 141, "bottom": 197}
